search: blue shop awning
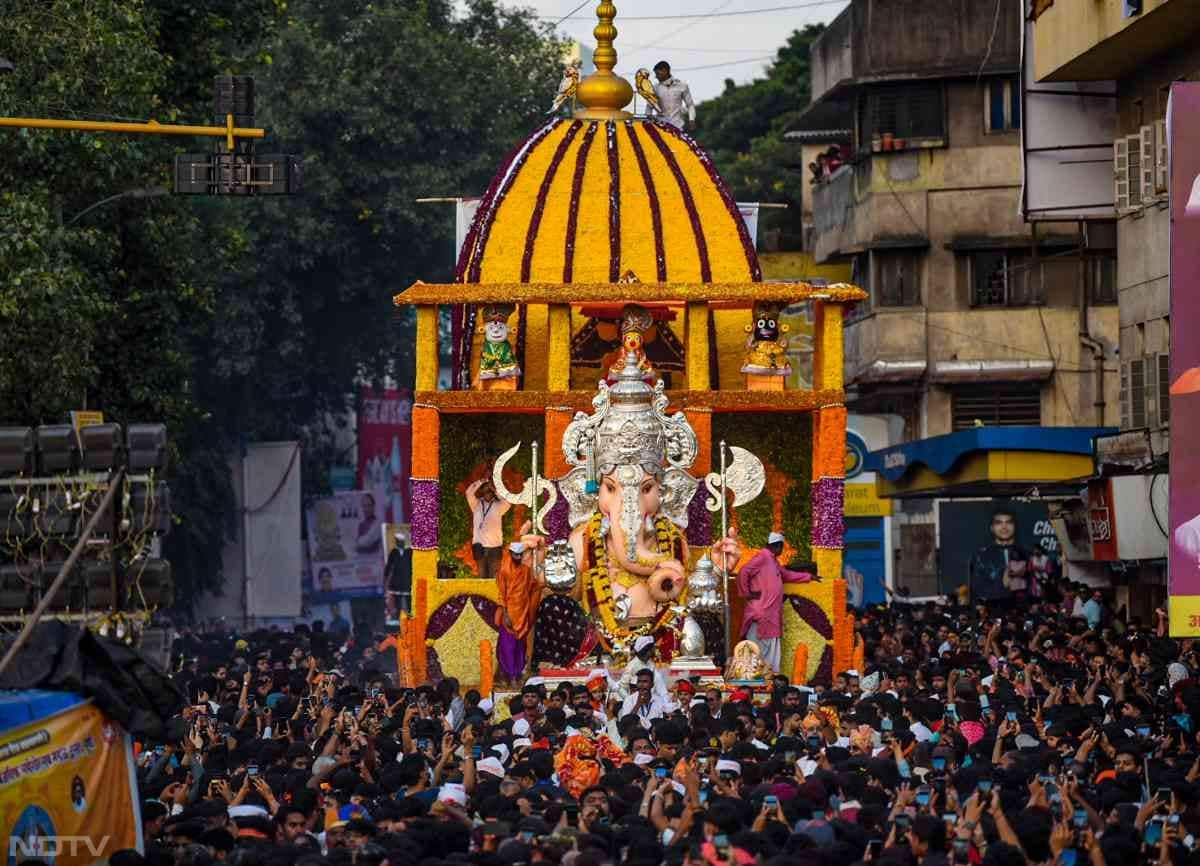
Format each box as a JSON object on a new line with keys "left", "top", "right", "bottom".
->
{"left": 864, "top": 426, "right": 1115, "bottom": 498}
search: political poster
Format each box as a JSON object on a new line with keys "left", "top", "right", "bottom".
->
{"left": 1168, "top": 83, "right": 1200, "bottom": 635}
{"left": 304, "top": 490, "right": 386, "bottom": 600}
{"left": 938, "top": 500, "right": 1061, "bottom": 600}
{"left": 357, "top": 388, "right": 412, "bottom": 527}
{"left": 0, "top": 694, "right": 141, "bottom": 866}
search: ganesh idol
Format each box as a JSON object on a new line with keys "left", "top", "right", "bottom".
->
{"left": 495, "top": 352, "right": 760, "bottom": 658}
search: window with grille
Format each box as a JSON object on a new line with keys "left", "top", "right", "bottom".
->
{"left": 847, "top": 253, "right": 871, "bottom": 320}
{"left": 1086, "top": 255, "right": 1117, "bottom": 305}
{"left": 985, "top": 78, "right": 1021, "bottom": 133}
{"left": 860, "top": 84, "right": 946, "bottom": 145}
{"left": 876, "top": 251, "right": 921, "bottom": 306}
{"left": 952, "top": 384, "right": 1043, "bottom": 430}
{"left": 970, "top": 250, "right": 1044, "bottom": 307}
{"left": 1119, "top": 354, "right": 1169, "bottom": 429}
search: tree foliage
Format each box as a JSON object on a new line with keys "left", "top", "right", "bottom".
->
{"left": 695, "top": 25, "right": 825, "bottom": 247}
{"left": 0, "top": 0, "right": 562, "bottom": 611}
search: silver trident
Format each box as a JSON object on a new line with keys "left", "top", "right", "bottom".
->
{"left": 491, "top": 441, "right": 559, "bottom": 536}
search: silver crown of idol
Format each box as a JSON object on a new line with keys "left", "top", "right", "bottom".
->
{"left": 559, "top": 352, "right": 700, "bottom": 530}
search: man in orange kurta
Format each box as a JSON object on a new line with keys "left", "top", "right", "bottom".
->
{"left": 495, "top": 541, "right": 543, "bottom": 681}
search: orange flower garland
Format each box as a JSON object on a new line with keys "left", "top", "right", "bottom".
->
{"left": 544, "top": 406, "right": 575, "bottom": 479}
{"left": 791, "top": 643, "right": 809, "bottom": 686}
{"left": 813, "top": 406, "right": 848, "bottom": 480}
{"left": 479, "top": 640, "right": 495, "bottom": 696}
{"left": 683, "top": 407, "right": 711, "bottom": 474}
{"left": 411, "top": 405, "right": 440, "bottom": 479}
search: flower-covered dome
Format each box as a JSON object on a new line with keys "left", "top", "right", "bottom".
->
{"left": 454, "top": 1, "right": 759, "bottom": 286}
{"left": 455, "top": 117, "right": 761, "bottom": 285}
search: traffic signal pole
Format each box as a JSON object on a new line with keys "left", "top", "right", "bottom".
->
{"left": 0, "top": 114, "right": 265, "bottom": 151}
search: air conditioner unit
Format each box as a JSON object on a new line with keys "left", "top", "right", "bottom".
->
{"left": 1155, "top": 118, "right": 1168, "bottom": 195}
{"left": 1113, "top": 138, "right": 1130, "bottom": 213}
{"left": 1140, "top": 124, "right": 1157, "bottom": 203}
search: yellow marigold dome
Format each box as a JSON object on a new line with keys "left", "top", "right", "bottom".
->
{"left": 455, "top": 117, "right": 761, "bottom": 285}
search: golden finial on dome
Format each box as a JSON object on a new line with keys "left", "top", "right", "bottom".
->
{"left": 574, "top": 2, "right": 634, "bottom": 120}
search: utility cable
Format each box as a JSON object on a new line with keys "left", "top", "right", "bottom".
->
{"left": 542, "top": 1, "right": 848, "bottom": 21}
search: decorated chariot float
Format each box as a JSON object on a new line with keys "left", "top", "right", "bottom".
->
{"left": 391, "top": 2, "right": 866, "bottom": 691}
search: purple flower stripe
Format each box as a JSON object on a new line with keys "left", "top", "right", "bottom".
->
{"left": 606, "top": 121, "right": 621, "bottom": 282}
{"left": 686, "top": 487, "right": 712, "bottom": 548}
{"left": 656, "top": 121, "right": 762, "bottom": 282}
{"left": 562, "top": 121, "right": 599, "bottom": 283}
{"left": 411, "top": 479, "right": 441, "bottom": 549}
{"left": 788, "top": 595, "right": 834, "bottom": 640}
{"left": 642, "top": 121, "right": 711, "bottom": 283}
{"left": 467, "top": 119, "right": 563, "bottom": 283}
{"left": 427, "top": 595, "right": 468, "bottom": 639}
{"left": 544, "top": 482, "right": 571, "bottom": 543}
{"left": 521, "top": 120, "right": 583, "bottom": 283}
{"left": 470, "top": 594, "right": 501, "bottom": 627}
{"left": 623, "top": 122, "right": 667, "bottom": 282}
{"left": 811, "top": 476, "right": 845, "bottom": 549}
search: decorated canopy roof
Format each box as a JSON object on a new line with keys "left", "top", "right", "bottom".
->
{"left": 454, "top": 116, "right": 761, "bottom": 285}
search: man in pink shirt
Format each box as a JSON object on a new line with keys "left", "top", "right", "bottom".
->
{"left": 736, "top": 532, "right": 817, "bottom": 671}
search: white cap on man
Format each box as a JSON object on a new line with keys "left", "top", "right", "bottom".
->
{"left": 509, "top": 541, "right": 526, "bottom": 554}
{"left": 634, "top": 635, "right": 655, "bottom": 654}
{"left": 768, "top": 531, "right": 785, "bottom": 545}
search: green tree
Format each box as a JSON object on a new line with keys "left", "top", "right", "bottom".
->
{"left": 0, "top": 0, "right": 563, "bottom": 611}
{"left": 696, "top": 24, "right": 825, "bottom": 247}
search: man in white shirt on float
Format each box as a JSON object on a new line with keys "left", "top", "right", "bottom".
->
{"left": 650, "top": 61, "right": 696, "bottom": 131}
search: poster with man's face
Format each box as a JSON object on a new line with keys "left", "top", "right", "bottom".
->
{"left": 938, "top": 501, "right": 1060, "bottom": 598}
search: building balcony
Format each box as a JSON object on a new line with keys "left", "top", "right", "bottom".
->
{"left": 808, "top": 0, "right": 1020, "bottom": 105}
{"left": 1032, "top": 0, "right": 1200, "bottom": 82}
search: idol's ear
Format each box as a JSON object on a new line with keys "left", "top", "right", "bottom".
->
{"left": 660, "top": 469, "right": 700, "bottom": 530}
{"left": 560, "top": 467, "right": 598, "bottom": 529}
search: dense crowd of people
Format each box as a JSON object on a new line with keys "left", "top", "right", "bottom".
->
{"left": 121, "top": 577, "right": 1200, "bottom": 866}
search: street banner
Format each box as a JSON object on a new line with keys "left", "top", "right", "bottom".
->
{"left": 0, "top": 694, "right": 141, "bottom": 866}
{"left": 1168, "top": 83, "right": 1200, "bottom": 635}
{"left": 938, "top": 500, "right": 1061, "bottom": 600}
{"left": 736, "top": 202, "right": 760, "bottom": 249}
{"left": 304, "top": 490, "right": 386, "bottom": 599}
{"left": 357, "top": 387, "right": 412, "bottom": 526}
{"left": 455, "top": 198, "right": 482, "bottom": 260}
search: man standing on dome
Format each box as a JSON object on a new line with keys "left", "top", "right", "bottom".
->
{"left": 650, "top": 61, "right": 696, "bottom": 131}
{"left": 736, "top": 532, "right": 816, "bottom": 672}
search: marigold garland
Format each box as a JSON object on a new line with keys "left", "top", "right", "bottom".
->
{"left": 581, "top": 511, "right": 683, "bottom": 643}
{"left": 544, "top": 407, "right": 575, "bottom": 479}
{"left": 685, "top": 302, "right": 710, "bottom": 391}
{"left": 623, "top": 122, "right": 667, "bottom": 281}
{"left": 479, "top": 639, "right": 495, "bottom": 696}
{"left": 683, "top": 407, "right": 711, "bottom": 474}
{"left": 816, "top": 303, "right": 845, "bottom": 391}
{"left": 522, "top": 121, "right": 583, "bottom": 283}
{"left": 411, "top": 405, "right": 440, "bottom": 480}
{"left": 416, "top": 306, "right": 439, "bottom": 392}
{"left": 791, "top": 643, "right": 809, "bottom": 686}
{"left": 467, "top": 120, "right": 562, "bottom": 283}
{"left": 643, "top": 123, "right": 711, "bottom": 282}
{"left": 813, "top": 406, "right": 848, "bottom": 480}
{"left": 657, "top": 120, "right": 761, "bottom": 282}
{"left": 548, "top": 305, "right": 572, "bottom": 391}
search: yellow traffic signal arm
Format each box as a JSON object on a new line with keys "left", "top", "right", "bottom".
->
{"left": 0, "top": 113, "right": 264, "bottom": 150}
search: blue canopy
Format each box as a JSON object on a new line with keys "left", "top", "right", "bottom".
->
{"left": 865, "top": 426, "right": 1114, "bottom": 482}
{"left": 0, "top": 689, "right": 87, "bottom": 736}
